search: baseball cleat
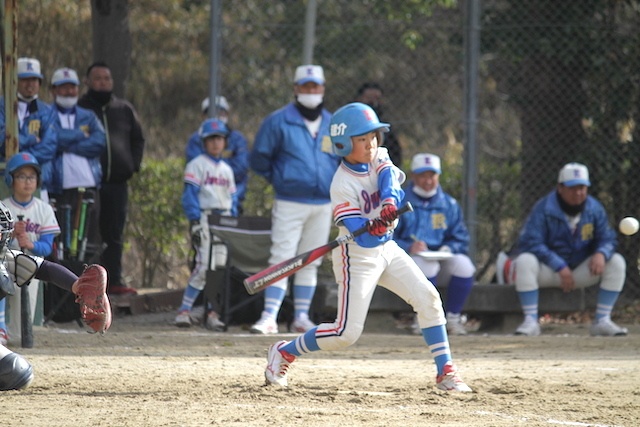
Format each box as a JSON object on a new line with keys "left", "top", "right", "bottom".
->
{"left": 292, "top": 314, "right": 316, "bottom": 333}
{"left": 515, "top": 316, "right": 540, "bottom": 336}
{"left": 175, "top": 310, "right": 193, "bottom": 327}
{"left": 435, "top": 361, "right": 472, "bottom": 392}
{"left": 265, "top": 340, "right": 295, "bottom": 387}
{"left": 250, "top": 314, "right": 278, "bottom": 335}
{"left": 0, "top": 353, "right": 34, "bottom": 391}
{"left": 590, "top": 318, "right": 628, "bottom": 337}
{"left": 206, "top": 311, "right": 225, "bottom": 331}
{"left": 71, "top": 264, "right": 112, "bottom": 335}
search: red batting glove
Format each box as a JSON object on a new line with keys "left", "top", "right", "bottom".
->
{"left": 367, "top": 219, "right": 389, "bottom": 236}
{"left": 380, "top": 204, "right": 398, "bottom": 224}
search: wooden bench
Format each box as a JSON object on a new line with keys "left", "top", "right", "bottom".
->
{"left": 315, "top": 282, "right": 599, "bottom": 332}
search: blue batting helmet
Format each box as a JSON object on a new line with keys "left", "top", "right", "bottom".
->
{"left": 5, "top": 152, "right": 41, "bottom": 187}
{"left": 199, "top": 118, "right": 229, "bottom": 142}
{"left": 329, "top": 102, "right": 390, "bottom": 156}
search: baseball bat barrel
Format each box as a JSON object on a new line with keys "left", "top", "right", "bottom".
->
{"left": 16, "top": 215, "right": 34, "bottom": 348}
{"left": 243, "top": 203, "right": 413, "bottom": 295}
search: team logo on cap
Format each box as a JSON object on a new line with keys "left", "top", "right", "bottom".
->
{"left": 330, "top": 123, "right": 347, "bottom": 136}
{"left": 573, "top": 169, "right": 581, "bottom": 178}
{"left": 27, "top": 62, "right": 34, "bottom": 71}
{"left": 63, "top": 70, "right": 70, "bottom": 78}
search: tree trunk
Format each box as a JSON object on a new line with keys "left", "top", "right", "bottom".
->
{"left": 90, "top": 0, "right": 131, "bottom": 98}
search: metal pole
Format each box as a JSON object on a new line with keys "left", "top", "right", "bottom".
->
{"left": 208, "top": 0, "right": 222, "bottom": 118}
{"left": 463, "top": 0, "right": 481, "bottom": 263}
{"left": 3, "top": 0, "right": 19, "bottom": 159}
{"left": 302, "top": 0, "right": 318, "bottom": 64}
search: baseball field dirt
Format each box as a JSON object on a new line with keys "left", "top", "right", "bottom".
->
{"left": 3, "top": 310, "right": 639, "bottom": 427}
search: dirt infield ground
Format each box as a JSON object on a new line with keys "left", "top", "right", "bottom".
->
{"left": 3, "top": 311, "right": 639, "bottom": 427}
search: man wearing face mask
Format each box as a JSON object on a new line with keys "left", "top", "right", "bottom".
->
{"left": 186, "top": 96, "right": 249, "bottom": 215}
{"left": 77, "top": 61, "right": 145, "bottom": 296}
{"left": 48, "top": 67, "right": 106, "bottom": 255}
{"left": 0, "top": 58, "right": 57, "bottom": 176}
{"left": 355, "top": 82, "right": 403, "bottom": 167}
{"left": 249, "top": 65, "right": 339, "bottom": 335}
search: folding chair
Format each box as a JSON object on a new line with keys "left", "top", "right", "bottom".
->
{"left": 202, "top": 214, "right": 272, "bottom": 330}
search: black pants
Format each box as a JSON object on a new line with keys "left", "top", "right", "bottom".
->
{"left": 99, "top": 182, "right": 128, "bottom": 288}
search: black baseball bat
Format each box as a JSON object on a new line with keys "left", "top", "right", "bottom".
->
{"left": 243, "top": 202, "right": 414, "bottom": 295}
{"left": 17, "top": 215, "right": 34, "bottom": 348}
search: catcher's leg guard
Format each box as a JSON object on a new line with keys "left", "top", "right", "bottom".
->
{"left": 0, "top": 352, "right": 34, "bottom": 391}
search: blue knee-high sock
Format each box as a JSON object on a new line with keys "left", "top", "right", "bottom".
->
{"left": 421, "top": 324, "right": 452, "bottom": 375}
{"left": 595, "top": 289, "right": 621, "bottom": 321}
{"left": 281, "top": 327, "right": 320, "bottom": 357}
{"left": 179, "top": 285, "right": 201, "bottom": 312}
{"left": 517, "top": 289, "right": 539, "bottom": 320}
{"left": 0, "top": 298, "right": 6, "bottom": 331}
{"left": 445, "top": 276, "right": 474, "bottom": 314}
{"left": 293, "top": 285, "right": 315, "bottom": 319}
{"left": 263, "top": 285, "right": 287, "bottom": 318}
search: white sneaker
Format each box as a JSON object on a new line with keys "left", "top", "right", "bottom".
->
{"left": 436, "top": 361, "right": 472, "bottom": 392}
{"left": 515, "top": 316, "right": 540, "bottom": 336}
{"left": 175, "top": 310, "right": 192, "bottom": 327}
{"left": 446, "top": 313, "right": 467, "bottom": 336}
{"left": 590, "top": 318, "right": 628, "bottom": 336}
{"left": 206, "top": 311, "right": 225, "bottom": 331}
{"left": 265, "top": 340, "right": 296, "bottom": 387}
{"left": 250, "top": 314, "right": 278, "bottom": 335}
{"left": 292, "top": 314, "right": 316, "bottom": 332}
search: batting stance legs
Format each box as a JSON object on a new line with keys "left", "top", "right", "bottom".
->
{"left": 265, "top": 240, "right": 470, "bottom": 390}
{"left": 251, "top": 200, "right": 332, "bottom": 334}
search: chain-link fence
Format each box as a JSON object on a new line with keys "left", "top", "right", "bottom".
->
{"left": 12, "top": 0, "right": 640, "bottom": 299}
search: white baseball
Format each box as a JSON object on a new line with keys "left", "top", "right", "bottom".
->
{"left": 619, "top": 217, "right": 639, "bottom": 236}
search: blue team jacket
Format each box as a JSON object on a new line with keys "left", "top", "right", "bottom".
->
{"left": 250, "top": 103, "right": 339, "bottom": 204}
{"left": 394, "top": 184, "right": 470, "bottom": 254}
{"left": 515, "top": 190, "right": 617, "bottom": 271}
{"left": 185, "top": 128, "right": 249, "bottom": 201}
{"left": 0, "top": 97, "right": 58, "bottom": 164}
{"left": 46, "top": 105, "right": 106, "bottom": 194}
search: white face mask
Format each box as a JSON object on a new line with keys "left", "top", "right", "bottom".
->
{"left": 297, "top": 93, "right": 323, "bottom": 109}
{"left": 56, "top": 96, "right": 78, "bottom": 109}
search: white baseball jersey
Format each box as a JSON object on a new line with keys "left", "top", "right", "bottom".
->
{"left": 2, "top": 196, "right": 60, "bottom": 253}
{"left": 184, "top": 154, "right": 236, "bottom": 211}
{"left": 307, "top": 147, "right": 444, "bottom": 352}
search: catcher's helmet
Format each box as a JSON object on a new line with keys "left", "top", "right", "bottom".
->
{"left": 329, "top": 102, "right": 389, "bottom": 156}
{"left": 5, "top": 152, "right": 41, "bottom": 187}
{"left": 0, "top": 201, "right": 15, "bottom": 254}
{"left": 199, "top": 118, "right": 229, "bottom": 142}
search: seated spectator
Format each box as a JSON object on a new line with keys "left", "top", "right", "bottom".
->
{"left": 510, "top": 162, "right": 627, "bottom": 337}
{"left": 394, "top": 153, "right": 475, "bottom": 335}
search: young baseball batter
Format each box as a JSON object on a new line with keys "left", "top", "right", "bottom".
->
{"left": 264, "top": 103, "right": 471, "bottom": 392}
{"left": 176, "top": 118, "right": 236, "bottom": 330}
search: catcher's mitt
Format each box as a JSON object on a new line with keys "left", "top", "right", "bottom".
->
{"left": 71, "top": 264, "right": 112, "bottom": 334}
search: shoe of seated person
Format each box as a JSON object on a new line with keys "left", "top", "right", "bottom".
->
{"left": 446, "top": 313, "right": 467, "bottom": 336}
{"left": 515, "top": 316, "right": 541, "bottom": 336}
{"left": 590, "top": 317, "right": 628, "bottom": 336}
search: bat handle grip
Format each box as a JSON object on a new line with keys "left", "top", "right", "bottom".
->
{"left": 353, "top": 202, "right": 414, "bottom": 239}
